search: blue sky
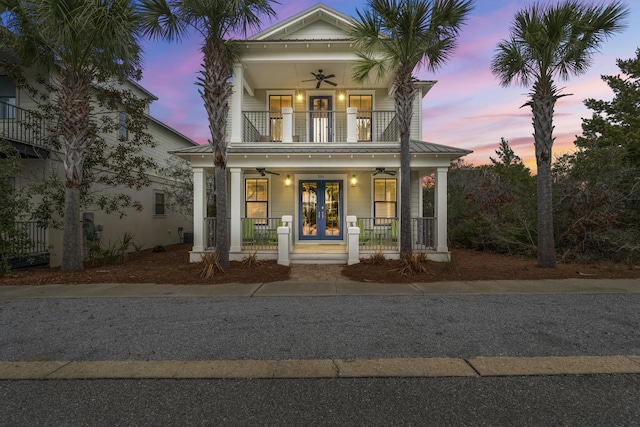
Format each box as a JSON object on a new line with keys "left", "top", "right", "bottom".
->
{"left": 139, "top": 0, "right": 640, "bottom": 170}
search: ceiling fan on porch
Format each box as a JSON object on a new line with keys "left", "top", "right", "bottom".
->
{"left": 302, "top": 69, "right": 337, "bottom": 89}
{"left": 372, "top": 167, "right": 397, "bottom": 176}
{"left": 256, "top": 168, "right": 280, "bottom": 176}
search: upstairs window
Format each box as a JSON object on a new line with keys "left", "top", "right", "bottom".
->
{"left": 374, "top": 178, "right": 396, "bottom": 225}
{"left": 0, "top": 75, "right": 16, "bottom": 119}
{"left": 349, "top": 95, "right": 373, "bottom": 142}
{"left": 269, "top": 95, "right": 292, "bottom": 142}
{"left": 118, "top": 112, "right": 129, "bottom": 141}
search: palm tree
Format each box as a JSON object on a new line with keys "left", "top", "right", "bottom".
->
{"left": 351, "top": 0, "right": 473, "bottom": 257}
{"left": 491, "top": 1, "right": 629, "bottom": 268}
{"left": 0, "top": 0, "right": 143, "bottom": 271}
{"left": 139, "top": 0, "right": 277, "bottom": 269}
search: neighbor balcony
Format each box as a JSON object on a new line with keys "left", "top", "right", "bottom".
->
{"left": 0, "top": 100, "right": 52, "bottom": 156}
{"left": 242, "top": 108, "right": 398, "bottom": 143}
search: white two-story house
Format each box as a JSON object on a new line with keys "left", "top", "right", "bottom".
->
{"left": 173, "top": 3, "right": 471, "bottom": 265}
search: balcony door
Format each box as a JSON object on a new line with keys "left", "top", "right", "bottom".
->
{"left": 300, "top": 180, "right": 343, "bottom": 240}
{"left": 309, "top": 96, "right": 332, "bottom": 142}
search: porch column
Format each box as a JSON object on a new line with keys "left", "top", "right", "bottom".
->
{"left": 192, "top": 167, "right": 206, "bottom": 253}
{"left": 230, "top": 167, "right": 242, "bottom": 252}
{"left": 435, "top": 167, "right": 448, "bottom": 252}
{"left": 231, "top": 63, "right": 243, "bottom": 144}
{"left": 346, "top": 107, "right": 357, "bottom": 143}
{"left": 282, "top": 107, "right": 293, "bottom": 143}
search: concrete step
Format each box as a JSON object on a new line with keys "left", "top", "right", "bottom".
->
{"left": 289, "top": 252, "right": 348, "bottom": 265}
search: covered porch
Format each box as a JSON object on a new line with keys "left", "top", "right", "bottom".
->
{"left": 172, "top": 141, "right": 466, "bottom": 265}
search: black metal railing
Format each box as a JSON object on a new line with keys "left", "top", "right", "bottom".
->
{"left": 242, "top": 110, "right": 399, "bottom": 143}
{"left": 0, "top": 100, "right": 51, "bottom": 150}
{"left": 1, "top": 221, "right": 48, "bottom": 258}
{"left": 412, "top": 217, "right": 435, "bottom": 252}
{"left": 242, "top": 217, "right": 282, "bottom": 251}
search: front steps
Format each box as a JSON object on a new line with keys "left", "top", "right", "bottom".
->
{"left": 290, "top": 244, "right": 348, "bottom": 265}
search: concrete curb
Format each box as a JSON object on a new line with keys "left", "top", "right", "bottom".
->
{"left": 0, "top": 278, "right": 639, "bottom": 298}
{"left": 1, "top": 356, "right": 639, "bottom": 380}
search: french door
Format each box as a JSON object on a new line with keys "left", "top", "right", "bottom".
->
{"left": 299, "top": 180, "right": 342, "bottom": 240}
{"left": 309, "top": 96, "right": 332, "bottom": 142}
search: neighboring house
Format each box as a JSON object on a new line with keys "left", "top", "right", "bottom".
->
{"left": 172, "top": 3, "right": 471, "bottom": 265}
{"left": 0, "top": 67, "right": 197, "bottom": 268}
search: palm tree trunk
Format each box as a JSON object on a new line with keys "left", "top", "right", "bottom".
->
{"left": 201, "top": 38, "right": 232, "bottom": 269}
{"left": 531, "top": 82, "right": 557, "bottom": 268}
{"left": 395, "top": 67, "right": 416, "bottom": 257}
{"left": 60, "top": 69, "right": 93, "bottom": 271}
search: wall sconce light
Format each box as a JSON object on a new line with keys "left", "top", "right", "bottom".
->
{"left": 296, "top": 91, "right": 304, "bottom": 101}
{"left": 285, "top": 175, "right": 292, "bottom": 187}
{"left": 338, "top": 92, "right": 345, "bottom": 101}
{"left": 351, "top": 174, "right": 357, "bottom": 187}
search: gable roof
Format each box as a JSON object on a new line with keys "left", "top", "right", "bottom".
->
{"left": 250, "top": 3, "right": 354, "bottom": 41}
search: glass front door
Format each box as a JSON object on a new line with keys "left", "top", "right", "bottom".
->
{"left": 300, "top": 180, "right": 342, "bottom": 240}
{"left": 309, "top": 96, "right": 332, "bottom": 142}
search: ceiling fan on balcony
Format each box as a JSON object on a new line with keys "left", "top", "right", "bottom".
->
{"left": 302, "top": 69, "right": 337, "bottom": 89}
{"left": 372, "top": 167, "right": 397, "bottom": 176}
{"left": 256, "top": 168, "right": 280, "bottom": 176}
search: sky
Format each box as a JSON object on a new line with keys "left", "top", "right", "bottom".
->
{"left": 139, "top": 0, "right": 640, "bottom": 172}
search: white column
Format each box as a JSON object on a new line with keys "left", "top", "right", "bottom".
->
{"left": 231, "top": 63, "right": 243, "bottom": 144}
{"left": 346, "top": 107, "right": 357, "bottom": 143}
{"left": 346, "top": 215, "right": 359, "bottom": 265}
{"left": 282, "top": 107, "right": 293, "bottom": 143}
{"left": 230, "top": 168, "right": 242, "bottom": 252}
{"left": 192, "top": 167, "right": 206, "bottom": 253}
{"left": 435, "top": 167, "right": 448, "bottom": 253}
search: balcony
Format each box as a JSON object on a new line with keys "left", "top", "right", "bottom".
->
{"left": 242, "top": 108, "right": 398, "bottom": 143}
{"left": 0, "top": 100, "right": 52, "bottom": 157}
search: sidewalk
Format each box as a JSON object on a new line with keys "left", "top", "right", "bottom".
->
{"left": 0, "top": 278, "right": 638, "bottom": 298}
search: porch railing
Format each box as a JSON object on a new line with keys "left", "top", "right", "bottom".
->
{"left": 356, "top": 217, "right": 435, "bottom": 252}
{"left": 242, "top": 217, "right": 281, "bottom": 251}
{"left": 1, "top": 221, "right": 49, "bottom": 265}
{"left": 242, "top": 109, "right": 398, "bottom": 143}
{"left": 411, "top": 217, "right": 435, "bottom": 252}
{"left": 0, "top": 100, "right": 51, "bottom": 150}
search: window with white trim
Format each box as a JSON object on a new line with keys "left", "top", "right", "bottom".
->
{"left": 245, "top": 178, "right": 268, "bottom": 224}
{"left": 374, "top": 178, "right": 396, "bottom": 225}
{"left": 118, "top": 112, "right": 128, "bottom": 141}
{"left": 154, "top": 191, "right": 165, "bottom": 215}
{"left": 349, "top": 94, "right": 373, "bottom": 141}
{"left": 0, "top": 75, "right": 16, "bottom": 119}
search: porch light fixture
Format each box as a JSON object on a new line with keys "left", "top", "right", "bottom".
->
{"left": 285, "top": 175, "right": 292, "bottom": 187}
{"left": 338, "top": 92, "right": 345, "bottom": 101}
{"left": 351, "top": 175, "right": 357, "bottom": 187}
{"left": 296, "top": 91, "right": 304, "bottom": 101}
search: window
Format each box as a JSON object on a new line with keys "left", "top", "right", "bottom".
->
{"left": 154, "top": 192, "right": 165, "bottom": 215}
{"left": 269, "top": 95, "right": 292, "bottom": 142}
{"left": 374, "top": 179, "right": 396, "bottom": 225}
{"left": 0, "top": 75, "right": 16, "bottom": 119}
{"left": 118, "top": 112, "right": 128, "bottom": 141}
{"left": 349, "top": 95, "right": 373, "bottom": 141}
{"left": 245, "top": 178, "right": 268, "bottom": 223}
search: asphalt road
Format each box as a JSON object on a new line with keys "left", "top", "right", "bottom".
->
{"left": 1, "top": 294, "right": 639, "bottom": 360}
{"left": 1, "top": 294, "right": 639, "bottom": 426}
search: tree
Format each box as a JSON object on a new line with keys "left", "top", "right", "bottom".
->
{"left": 139, "top": 0, "right": 277, "bottom": 269}
{"left": 491, "top": 1, "right": 629, "bottom": 268}
{"left": 351, "top": 0, "right": 473, "bottom": 257}
{"left": 0, "top": 142, "right": 32, "bottom": 275}
{"left": 159, "top": 157, "right": 216, "bottom": 219}
{"left": 0, "top": 0, "right": 146, "bottom": 270}
{"left": 490, "top": 137, "right": 533, "bottom": 189}
{"left": 552, "top": 50, "right": 640, "bottom": 262}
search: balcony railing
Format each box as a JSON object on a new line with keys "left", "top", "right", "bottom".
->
{"left": 0, "top": 100, "right": 51, "bottom": 151}
{"left": 242, "top": 109, "right": 398, "bottom": 143}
